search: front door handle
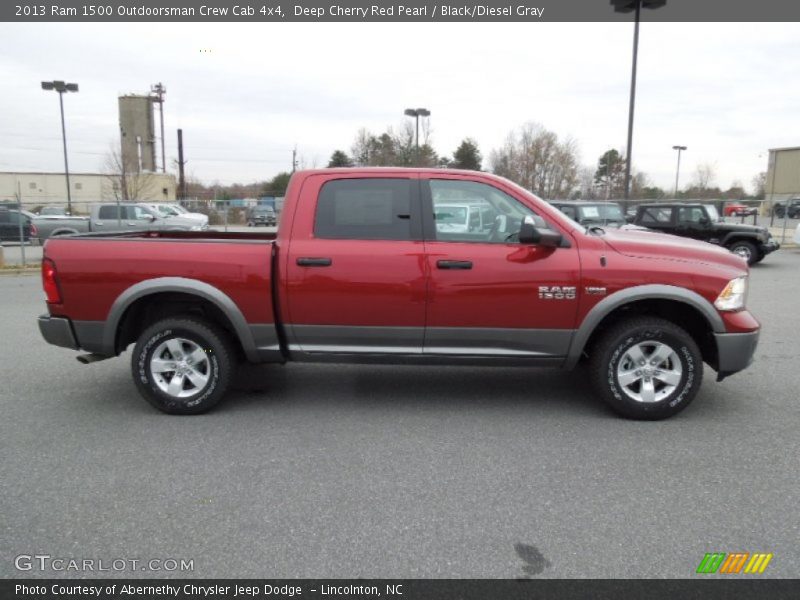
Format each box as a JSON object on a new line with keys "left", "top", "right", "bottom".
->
{"left": 296, "top": 257, "right": 332, "bottom": 267}
{"left": 437, "top": 259, "right": 472, "bottom": 270}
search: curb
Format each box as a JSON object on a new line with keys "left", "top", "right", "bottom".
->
{"left": 0, "top": 268, "right": 39, "bottom": 276}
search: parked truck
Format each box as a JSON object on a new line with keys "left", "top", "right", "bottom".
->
{"left": 38, "top": 168, "right": 760, "bottom": 420}
{"left": 628, "top": 203, "right": 779, "bottom": 265}
{"left": 32, "top": 203, "right": 208, "bottom": 240}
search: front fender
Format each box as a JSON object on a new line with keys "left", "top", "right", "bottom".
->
{"left": 564, "top": 284, "right": 725, "bottom": 369}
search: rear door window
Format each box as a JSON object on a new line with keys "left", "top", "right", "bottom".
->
{"left": 314, "top": 178, "right": 414, "bottom": 240}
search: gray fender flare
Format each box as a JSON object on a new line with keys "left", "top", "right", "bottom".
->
{"left": 564, "top": 284, "right": 725, "bottom": 369}
{"left": 102, "top": 277, "right": 261, "bottom": 361}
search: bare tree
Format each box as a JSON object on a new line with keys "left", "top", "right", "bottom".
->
{"left": 751, "top": 171, "right": 766, "bottom": 199}
{"left": 489, "top": 122, "right": 580, "bottom": 199}
{"left": 102, "top": 144, "right": 156, "bottom": 202}
{"left": 692, "top": 162, "right": 717, "bottom": 193}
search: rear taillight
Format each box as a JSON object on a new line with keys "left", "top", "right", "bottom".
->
{"left": 42, "top": 258, "right": 62, "bottom": 304}
{"left": 30, "top": 222, "right": 38, "bottom": 236}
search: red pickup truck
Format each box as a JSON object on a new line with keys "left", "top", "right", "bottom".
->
{"left": 38, "top": 169, "right": 759, "bottom": 419}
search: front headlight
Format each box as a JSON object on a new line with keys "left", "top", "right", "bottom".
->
{"left": 714, "top": 276, "right": 748, "bottom": 311}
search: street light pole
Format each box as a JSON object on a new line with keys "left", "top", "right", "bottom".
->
{"left": 672, "top": 145, "right": 687, "bottom": 198}
{"left": 42, "top": 80, "right": 79, "bottom": 215}
{"left": 404, "top": 108, "right": 431, "bottom": 166}
{"left": 612, "top": 0, "right": 666, "bottom": 207}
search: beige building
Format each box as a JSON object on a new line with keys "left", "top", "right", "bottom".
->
{"left": 0, "top": 171, "right": 177, "bottom": 214}
{"left": 765, "top": 146, "right": 800, "bottom": 205}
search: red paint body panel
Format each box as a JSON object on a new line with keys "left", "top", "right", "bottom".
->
{"left": 45, "top": 238, "right": 274, "bottom": 323}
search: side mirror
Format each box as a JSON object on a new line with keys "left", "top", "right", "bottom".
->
{"left": 519, "top": 218, "right": 562, "bottom": 247}
{"left": 146, "top": 213, "right": 157, "bottom": 221}
{"left": 699, "top": 217, "right": 710, "bottom": 226}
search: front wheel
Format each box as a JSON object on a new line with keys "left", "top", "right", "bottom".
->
{"left": 728, "top": 240, "right": 758, "bottom": 265}
{"left": 132, "top": 318, "right": 235, "bottom": 414}
{"left": 589, "top": 317, "right": 703, "bottom": 420}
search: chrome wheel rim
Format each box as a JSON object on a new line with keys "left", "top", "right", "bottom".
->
{"left": 150, "top": 337, "right": 210, "bottom": 398}
{"left": 732, "top": 245, "right": 752, "bottom": 260}
{"left": 616, "top": 340, "right": 683, "bottom": 403}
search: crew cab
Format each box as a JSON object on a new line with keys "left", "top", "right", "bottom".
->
{"left": 629, "top": 203, "right": 779, "bottom": 265}
{"left": 38, "top": 169, "right": 760, "bottom": 420}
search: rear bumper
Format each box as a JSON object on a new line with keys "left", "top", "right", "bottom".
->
{"left": 714, "top": 330, "right": 759, "bottom": 381}
{"left": 38, "top": 314, "right": 79, "bottom": 350}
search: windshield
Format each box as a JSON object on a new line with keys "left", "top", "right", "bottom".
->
{"left": 703, "top": 205, "right": 721, "bottom": 222}
{"left": 578, "top": 204, "right": 624, "bottom": 223}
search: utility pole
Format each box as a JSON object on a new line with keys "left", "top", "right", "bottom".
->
{"left": 150, "top": 82, "right": 167, "bottom": 173}
{"left": 177, "top": 128, "right": 186, "bottom": 200}
{"left": 292, "top": 147, "right": 298, "bottom": 173}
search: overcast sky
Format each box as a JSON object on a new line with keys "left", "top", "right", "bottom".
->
{"left": 2, "top": 22, "right": 798, "bottom": 192}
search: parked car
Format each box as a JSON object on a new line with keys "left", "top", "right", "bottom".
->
{"left": 33, "top": 203, "right": 208, "bottom": 241}
{"left": 0, "top": 208, "right": 36, "bottom": 243}
{"left": 247, "top": 206, "right": 277, "bottom": 227}
{"left": 723, "top": 202, "right": 758, "bottom": 217}
{"left": 37, "top": 206, "right": 70, "bottom": 216}
{"left": 144, "top": 203, "right": 208, "bottom": 222}
{"left": 629, "top": 203, "right": 779, "bottom": 265}
{"left": 550, "top": 201, "right": 627, "bottom": 228}
{"left": 772, "top": 198, "right": 800, "bottom": 219}
{"left": 38, "top": 168, "right": 760, "bottom": 421}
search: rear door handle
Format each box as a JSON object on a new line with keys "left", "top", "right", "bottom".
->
{"left": 296, "top": 257, "right": 332, "bottom": 267}
{"left": 437, "top": 259, "right": 472, "bottom": 270}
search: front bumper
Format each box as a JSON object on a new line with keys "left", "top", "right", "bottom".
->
{"left": 714, "top": 330, "right": 759, "bottom": 381}
{"left": 762, "top": 239, "right": 780, "bottom": 255}
{"left": 38, "top": 314, "right": 79, "bottom": 350}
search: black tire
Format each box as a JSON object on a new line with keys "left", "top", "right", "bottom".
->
{"left": 774, "top": 207, "right": 785, "bottom": 218}
{"left": 247, "top": 221, "right": 254, "bottom": 227}
{"left": 589, "top": 317, "right": 703, "bottom": 420}
{"left": 727, "top": 240, "right": 758, "bottom": 265}
{"left": 132, "top": 318, "right": 235, "bottom": 415}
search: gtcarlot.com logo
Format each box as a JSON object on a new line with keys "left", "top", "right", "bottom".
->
{"left": 14, "top": 554, "right": 194, "bottom": 573}
{"left": 696, "top": 552, "right": 773, "bottom": 574}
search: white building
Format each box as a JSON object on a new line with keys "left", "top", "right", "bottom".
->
{"left": 0, "top": 171, "right": 177, "bottom": 214}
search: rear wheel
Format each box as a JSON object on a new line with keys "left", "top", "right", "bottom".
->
{"left": 728, "top": 240, "right": 758, "bottom": 265}
{"left": 774, "top": 207, "right": 785, "bottom": 218}
{"left": 589, "top": 317, "right": 703, "bottom": 420}
{"left": 132, "top": 318, "right": 235, "bottom": 414}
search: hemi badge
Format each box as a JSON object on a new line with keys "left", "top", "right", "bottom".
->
{"left": 585, "top": 286, "right": 607, "bottom": 295}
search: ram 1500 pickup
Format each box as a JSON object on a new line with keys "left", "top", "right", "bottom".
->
{"left": 38, "top": 169, "right": 760, "bottom": 419}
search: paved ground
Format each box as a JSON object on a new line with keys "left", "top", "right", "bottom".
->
{"left": 1, "top": 250, "right": 798, "bottom": 579}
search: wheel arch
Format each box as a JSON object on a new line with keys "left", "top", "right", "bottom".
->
{"left": 566, "top": 285, "right": 724, "bottom": 369}
{"left": 103, "top": 277, "right": 277, "bottom": 362}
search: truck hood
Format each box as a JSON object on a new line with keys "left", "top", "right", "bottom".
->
{"left": 600, "top": 227, "right": 747, "bottom": 270}
{"left": 712, "top": 222, "right": 768, "bottom": 235}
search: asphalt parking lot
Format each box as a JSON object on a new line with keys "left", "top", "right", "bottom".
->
{"left": 1, "top": 250, "right": 798, "bottom": 579}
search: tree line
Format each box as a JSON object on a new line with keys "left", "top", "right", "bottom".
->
{"left": 183, "top": 121, "right": 766, "bottom": 201}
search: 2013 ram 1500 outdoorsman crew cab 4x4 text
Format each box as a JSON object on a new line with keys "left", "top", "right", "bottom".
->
{"left": 38, "top": 169, "right": 760, "bottom": 419}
